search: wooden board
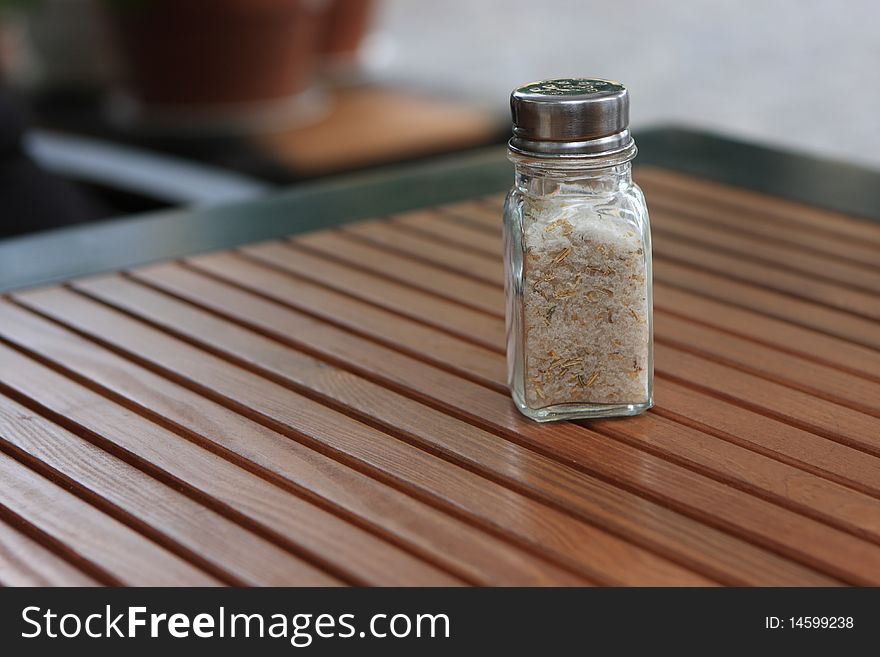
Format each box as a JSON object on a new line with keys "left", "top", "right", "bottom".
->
{"left": 255, "top": 87, "right": 500, "bottom": 176}
{"left": 2, "top": 165, "right": 880, "bottom": 585}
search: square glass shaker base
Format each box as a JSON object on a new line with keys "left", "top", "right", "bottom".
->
{"left": 511, "top": 389, "right": 653, "bottom": 422}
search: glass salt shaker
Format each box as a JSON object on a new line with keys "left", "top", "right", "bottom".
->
{"left": 503, "top": 78, "right": 653, "bottom": 422}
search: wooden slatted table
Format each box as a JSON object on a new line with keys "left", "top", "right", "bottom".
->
{"left": 1, "top": 129, "right": 879, "bottom": 586}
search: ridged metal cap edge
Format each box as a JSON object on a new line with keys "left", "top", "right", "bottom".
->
{"left": 509, "top": 78, "right": 634, "bottom": 158}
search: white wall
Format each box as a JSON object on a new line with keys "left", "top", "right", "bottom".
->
{"left": 375, "top": 0, "right": 880, "bottom": 168}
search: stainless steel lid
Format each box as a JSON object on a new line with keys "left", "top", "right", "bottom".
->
{"left": 508, "top": 78, "right": 634, "bottom": 158}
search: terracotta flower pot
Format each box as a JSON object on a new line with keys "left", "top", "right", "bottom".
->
{"left": 110, "top": 0, "right": 328, "bottom": 108}
{"left": 319, "top": 0, "right": 374, "bottom": 59}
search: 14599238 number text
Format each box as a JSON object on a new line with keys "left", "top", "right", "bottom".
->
{"left": 765, "top": 616, "right": 854, "bottom": 629}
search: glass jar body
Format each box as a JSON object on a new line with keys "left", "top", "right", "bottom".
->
{"left": 503, "top": 155, "right": 653, "bottom": 422}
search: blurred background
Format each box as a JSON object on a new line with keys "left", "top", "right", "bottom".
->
{"left": 0, "top": 0, "right": 876, "bottom": 238}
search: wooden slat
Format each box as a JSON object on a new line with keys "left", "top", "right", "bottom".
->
{"left": 203, "top": 243, "right": 506, "bottom": 390}
{"left": 420, "top": 204, "right": 501, "bottom": 235}
{"left": 0, "top": 300, "right": 579, "bottom": 586}
{"left": 652, "top": 380, "right": 880, "bottom": 497}
{"left": 0, "top": 450, "right": 219, "bottom": 586}
{"left": 442, "top": 199, "right": 506, "bottom": 226}
{"left": 0, "top": 385, "right": 342, "bottom": 587}
{"left": 17, "top": 284, "right": 702, "bottom": 586}
{"left": 111, "top": 262, "right": 880, "bottom": 585}
{"left": 0, "top": 517, "right": 98, "bottom": 586}
{"left": 655, "top": 259, "right": 880, "bottom": 350}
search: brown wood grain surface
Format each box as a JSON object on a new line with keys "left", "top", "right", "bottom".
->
{"left": 0, "top": 518, "right": 99, "bottom": 586}
{"left": 1, "top": 165, "right": 878, "bottom": 585}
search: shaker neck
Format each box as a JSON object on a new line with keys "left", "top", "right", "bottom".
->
{"left": 512, "top": 158, "right": 633, "bottom": 198}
